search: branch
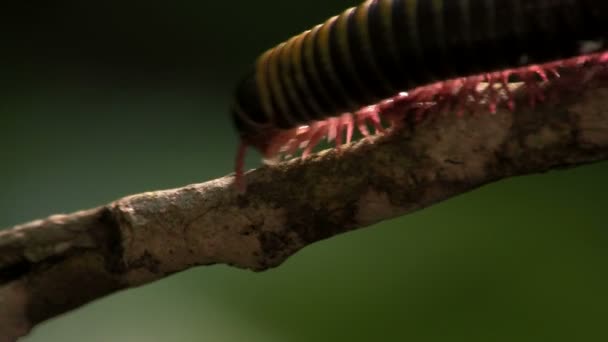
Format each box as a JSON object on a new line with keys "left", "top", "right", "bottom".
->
{"left": 1, "top": 80, "right": 608, "bottom": 341}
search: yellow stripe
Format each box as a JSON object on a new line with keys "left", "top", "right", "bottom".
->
{"left": 356, "top": 0, "right": 394, "bottom": 93}
{"left": 404, "top": 0, "right": 430, "bottom": 78}
{"left": 291, "top": 30, "right": 324, "bottom": 116}
{"left": 335, "top": 7, "right": 370, "bottom": 98}
{"left": 431, "top": 0, "right": 446, "bottom": 54}
{"left": 278, "top": 35, "right": 310, "bottom": 123}
{"left": 405, "top": 0, "right": 421, "bottom": 59}
{"left": 511, "top": 0, "right": 524, "bottom": 37}
{"left": 431, "top": 0, "right": 453, "bottom": 75}
{"left": 485, "top": 0, "right": 496, "bottom": 42}
{"left": 378, "top": 0, "right": 404, "bottom": 74}
{"left": 317, "top": 15, "right": 359, "bottom": 109}
{"left": 232, "top": 101, "right": 263, "bottom": 128}
{"left": 303, "top": 24, "right": 340, "bottom": 111}
{"left": 268, "top": 42, "right": 298, "bottom": 125}
{"left": 458, "top": 0, "right": 472, "bottom": 46}
{"left": 254, "top": 49, "right": 275, "bottom": 120}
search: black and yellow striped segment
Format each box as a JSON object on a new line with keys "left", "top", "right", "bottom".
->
{"left": 233, "top": 0, "right": 607, "bottom": 137}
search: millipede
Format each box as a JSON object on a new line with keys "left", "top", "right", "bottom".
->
{"left": 231, "top": 0, "right": 608, "bottom": 191}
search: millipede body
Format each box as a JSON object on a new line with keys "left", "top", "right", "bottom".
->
{"left": 231, "top": 0, "right": 608, "bottom": 190}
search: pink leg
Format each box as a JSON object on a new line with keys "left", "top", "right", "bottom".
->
{"left": 302, "top": 123, "right": 328, "bottom": 158}
{"left": 344, "top": 114, "right": 355, "bottom": 144}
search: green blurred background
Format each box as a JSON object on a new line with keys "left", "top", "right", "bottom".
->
{"left": 1, "top": 1, "right": 608, "bottom": 341}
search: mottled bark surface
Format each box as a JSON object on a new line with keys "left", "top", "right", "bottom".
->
{"left": 1, "top": 80, "right": 607, "bottom": 341}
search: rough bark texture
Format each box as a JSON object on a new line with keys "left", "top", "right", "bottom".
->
{"left": 1, "top": 80, "right": 607, "bottom": 341}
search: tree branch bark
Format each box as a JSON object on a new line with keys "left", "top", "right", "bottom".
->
{"left": 1, "top": 79, "right": 608, "bottom": 341}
